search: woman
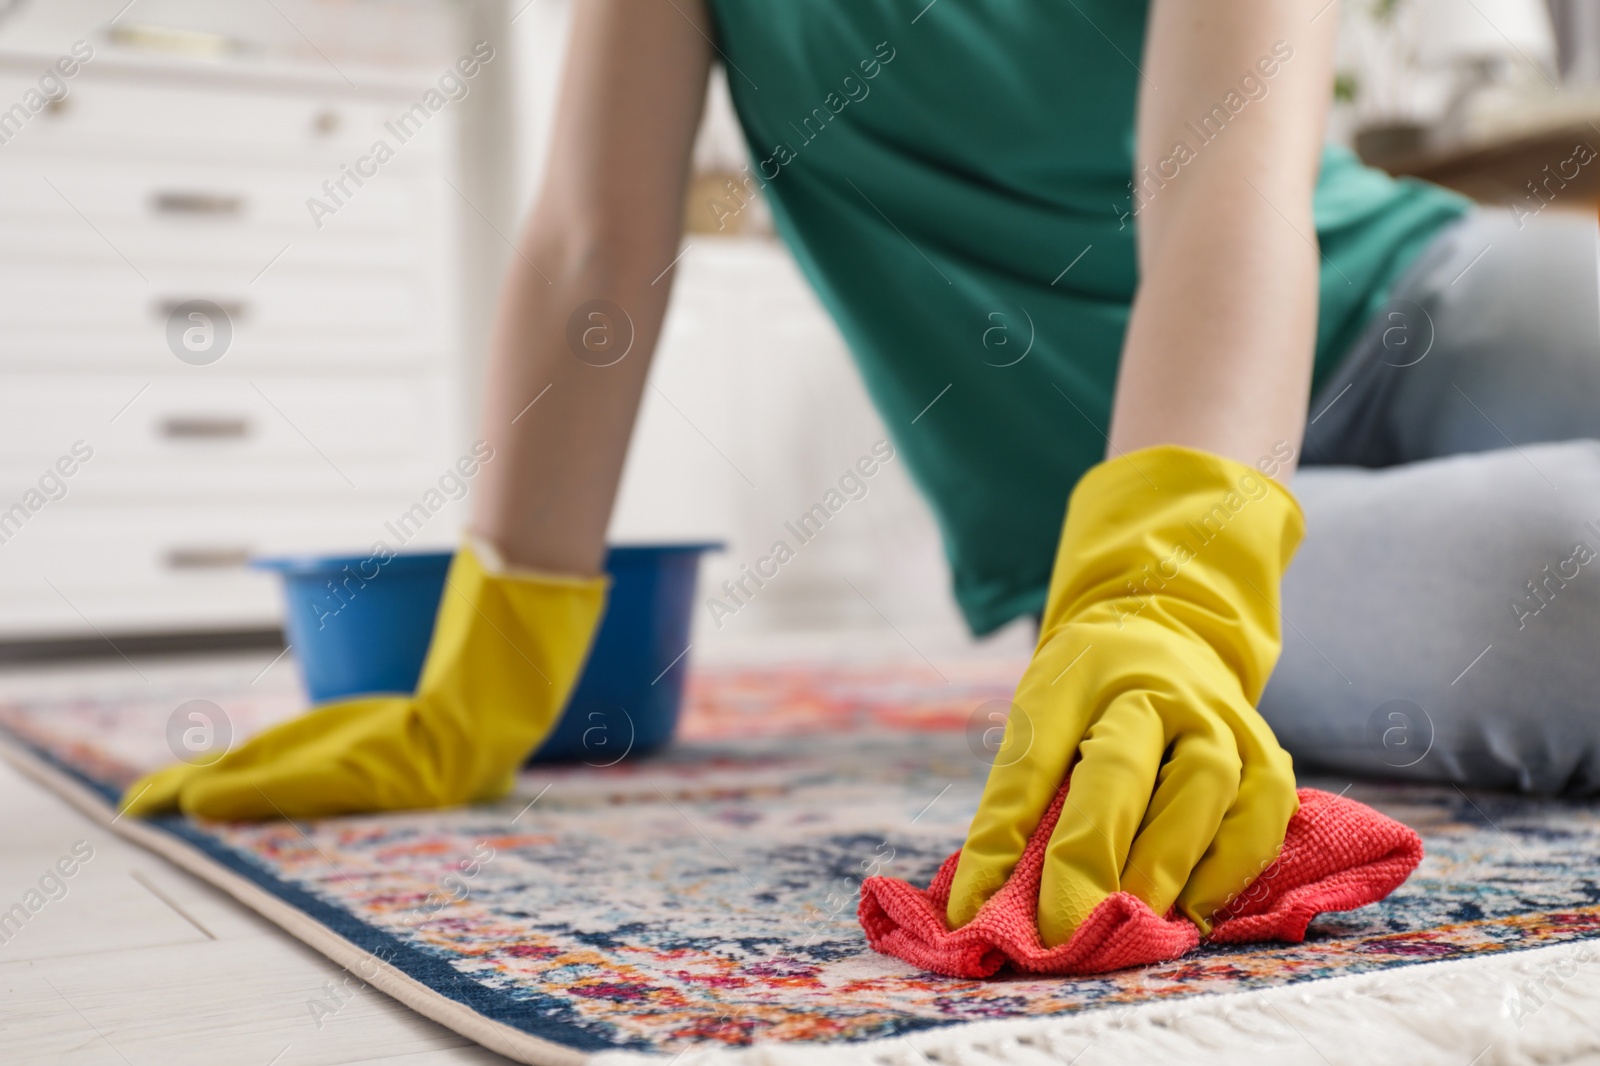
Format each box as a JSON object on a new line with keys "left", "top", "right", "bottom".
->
{"left": 126, "top": 0, "right": 1600, "bottom": 945}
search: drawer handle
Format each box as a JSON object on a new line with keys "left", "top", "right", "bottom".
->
{"left": 165, "top": 547, "right": 252, "bottom": 570}
{"left": 161, "top": 416, "right": 250, "bottom": 440}
{"left": 156, "top": 298, "right": 246, "bottom": 321}
{"left": 151, "top": 192, "right": 244, "bottom": 217}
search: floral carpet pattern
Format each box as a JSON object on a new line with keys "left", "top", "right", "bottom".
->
{"left": 3, "top": 659, "right": 1600, "bottom": 1058}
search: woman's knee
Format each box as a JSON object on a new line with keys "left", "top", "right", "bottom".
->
{"left": 1264, "top": 443, "right": 1600, "bottom": 794}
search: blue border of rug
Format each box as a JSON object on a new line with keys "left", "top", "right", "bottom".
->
{"left": 0, "top": 726, "right": 660, "bottom": 1055}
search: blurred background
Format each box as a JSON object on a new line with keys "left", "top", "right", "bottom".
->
{"left": 0, "top": 0, "right": 1585, "bottom": 667}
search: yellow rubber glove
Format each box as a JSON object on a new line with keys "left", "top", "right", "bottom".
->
{"left": 948, "top": 445, "right": 1305, "bottom": 944}
{"left": 120, "top": 543, "right": 606, "bottom": 820}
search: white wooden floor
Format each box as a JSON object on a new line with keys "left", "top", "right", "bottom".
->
{"left": 0, "top": 652, "right": 515, "bottom": 1066}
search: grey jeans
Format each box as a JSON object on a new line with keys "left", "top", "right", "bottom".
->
{"left": 1262, "top": 208, "right": 1600, "bottom": 795}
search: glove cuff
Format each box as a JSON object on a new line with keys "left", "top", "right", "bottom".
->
{"left": 416, "top": 542, "right": 608, "bottom": 703}
{"left": 462, "top": 533, "right": 612, "bottom": 589}
{"left": 1042, "top": 445, "right": 1305, "bottom": 703}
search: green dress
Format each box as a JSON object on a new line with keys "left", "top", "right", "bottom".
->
{"left": 705, "top": 0, "right": 1471, "bottom": 634}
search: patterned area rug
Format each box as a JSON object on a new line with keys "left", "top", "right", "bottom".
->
{"left": 3, "top": 658, "right": 1600, "bottom": 1065}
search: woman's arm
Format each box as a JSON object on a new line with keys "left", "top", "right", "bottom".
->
{"left": 469, "top": 0, "right": 714, "bottom": 575}
{"left": 948, "top": 0, "right": 1338, "bottom": 942}
{"left": 1108, "top": 0, "right": 1337, "bottom": 475}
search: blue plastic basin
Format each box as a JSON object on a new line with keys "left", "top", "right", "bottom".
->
{"left": 252, "top": 544, "right": 719, "bottom": 763}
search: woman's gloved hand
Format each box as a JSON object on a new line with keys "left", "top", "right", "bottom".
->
{"left": 120, "top": 543, "right": 606, "bottom": 820}
{"left": 947, "top": 445, "right": 1305, "bottom": 945}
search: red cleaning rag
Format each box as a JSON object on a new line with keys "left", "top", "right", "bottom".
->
{"left": 858, "top": 785, "right": 1423, "bottom": 977}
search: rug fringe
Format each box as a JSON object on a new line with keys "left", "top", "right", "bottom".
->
{"left": 592, "top": 936, "right": 1600, "bottom": 1065}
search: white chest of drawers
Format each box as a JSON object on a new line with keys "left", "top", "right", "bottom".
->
{"left": 0, "top": 45, "right": 474, "bottom": 643}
